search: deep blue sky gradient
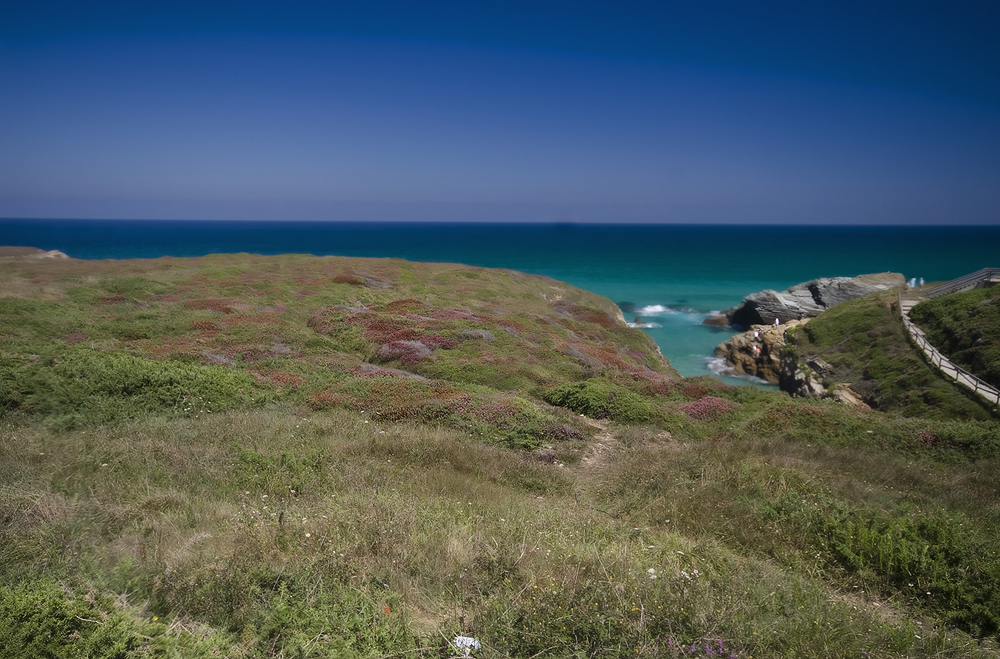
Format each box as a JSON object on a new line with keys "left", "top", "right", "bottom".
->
{"left": 2, "top": 1, "right": 999, "bottom": 224}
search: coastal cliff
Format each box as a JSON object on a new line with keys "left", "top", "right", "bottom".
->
{"left": 713, "top": 318, "right": 873, "bottom": 410}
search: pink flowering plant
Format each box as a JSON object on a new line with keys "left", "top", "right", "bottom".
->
{"left": 678, "top": 396, "right": 737, "bottom": 421}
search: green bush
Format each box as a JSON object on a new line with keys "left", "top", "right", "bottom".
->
{"left": 753, "top": 491, "right": 1000, "bottom": 637}
{"left": 0, "top": 580, "right": 142, "bottom": 659}
{"left": 543, "top": 379, "right": 661, "bottom": 425}
{"left": 310, "top": 375, "right": 583, "bottom": 449}
{"left": 0, "top": 348, "right": 269, "bottom": 429}
{"left": 819, "top": 503, "right": 1000, "bottom": 636}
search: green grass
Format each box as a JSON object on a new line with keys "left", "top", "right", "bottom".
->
{"left": 2, "top": 404, "right": 999, "bottom": 657}
{"left": 0, "top": 252, "right": 678, "bottom": 442}
{"left": 3, "top": 252, "right": 1000, "bottom": 657}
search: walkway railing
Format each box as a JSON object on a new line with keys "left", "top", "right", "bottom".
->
{"left": 921, "top": 267, "right": 1000, "bottom": 299}
{"left": 898, "top": 269, "right": 1000, "bottom": 408}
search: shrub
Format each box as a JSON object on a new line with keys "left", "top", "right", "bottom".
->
{"left": 0, "top": 348, "right": 268, "bottom": 429}
{"left": 0, "top": 580, "right": 144, "bottom": 658}
{"left": 815, "top": 502, "right": 1000, "bottom": 636}
{"left": 331, "top": 273, "right": 365, "bottom": 285}
{"left": 543, "top": 380, "right": 660, "bottom": 425}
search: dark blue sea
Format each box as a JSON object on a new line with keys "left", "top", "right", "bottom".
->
{"left": 3, "top": 219, "right": 998, "bottom": 381}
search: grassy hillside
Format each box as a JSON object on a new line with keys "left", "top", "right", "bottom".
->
{"left": 784, "top": 290, "right": 997, "bottom": 420}
{"left": 909, "top": 286, "right": 1000, "bottom": 389}
{"left": 2, "top": 253, "right": 1000, "bottom": 658}
{"left": 0, "top": 252, "right": 677, "bottom": 445}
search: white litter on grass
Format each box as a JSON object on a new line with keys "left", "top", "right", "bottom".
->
{"left": 452, "top": 636, "right": 481, "bottom": 656}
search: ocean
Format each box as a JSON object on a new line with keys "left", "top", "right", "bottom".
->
{"left": 3, "top": 219, "right": 998, "bottom": 381}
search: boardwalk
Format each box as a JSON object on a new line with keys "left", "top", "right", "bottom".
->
{"left": 898, "top": 270, "right": 1000, "bottom": 408}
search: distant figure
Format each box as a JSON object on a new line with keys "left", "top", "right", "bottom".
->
{"left": 754, "top": 330, "right": 760, "bottom": 339}
{"left": 774, "top": 317, "right": 779, "bottom": 326}
{"left": 910, "top": 277, "right": 917, "bottom": 289}
{"left": 919, "top": 277, "right": 925, "bottom": 288}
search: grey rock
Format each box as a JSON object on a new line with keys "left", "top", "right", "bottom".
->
{"left": 201, "top": 351, "right": 234, "bottom": 365}
{"left": 356, "top": 363, "right": 427, "bottom": 380}
{"left": 460, "top": 329, "right": 496, "bottom": 342}
{"left": 376, "top": 340, "right": 432, "bottom": 362}
{"left": 805, "top": 357, "right": 835, "bottom": 379}
{"left": 829, "top": 385, "right": 871, "bottom": 410}
{"left": 723, "top": 272, "right": 904, "bottom": 328}
{"left": 270, "top": 339, "right": 292, "bottom": 355}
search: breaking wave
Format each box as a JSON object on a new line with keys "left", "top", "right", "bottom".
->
{"left": 706, "top": 357, "right": 773, "bottom": 385}
{"left": 637, "top": 304, "right": 675, "bottom": 315}
{"left": 705, "top": 357, "right": 735, "bottom": 377}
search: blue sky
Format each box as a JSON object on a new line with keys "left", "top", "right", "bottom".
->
{"left": 2, "top": 1, "right": 999, "bottom": 224}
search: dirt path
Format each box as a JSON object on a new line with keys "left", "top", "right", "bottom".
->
{"left": 576, "top": 415, "right": 617, "bottom": 475}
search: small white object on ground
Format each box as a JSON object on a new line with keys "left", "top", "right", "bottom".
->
{"left": 452, "top": 636, "right": 481, "bottom": 656}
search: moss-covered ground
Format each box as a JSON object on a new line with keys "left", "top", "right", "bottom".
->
{"left": 2, "top": 253, "right": 999, "bottom": 658}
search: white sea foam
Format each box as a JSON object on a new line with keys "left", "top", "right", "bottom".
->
{"left": 705, "top": 357, "right": 735, "bottom": 377}
{"left": 706, "top": 357, "right": 773, "bottom": 385}
{"left": 627, "top": 322, "right": 662, "bottom": 328}
{"left": 637, "top": 304, "right": 675, "bottom": 315}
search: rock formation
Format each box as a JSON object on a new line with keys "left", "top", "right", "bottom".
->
{"left": 779, "top": 355, "right": 871, "bottom": 410}
{"left": 714, "top": 320, "right": 806, "bottom": 383}
{"left": 717, "top": 272, "right": 905, "bottom": 329}
{"left": 716, "top": 322, "right": 873, "bottom": 410}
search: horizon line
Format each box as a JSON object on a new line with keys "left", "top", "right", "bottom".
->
{"left": 4, "top": 217, "right": 1000, "bottom": 228}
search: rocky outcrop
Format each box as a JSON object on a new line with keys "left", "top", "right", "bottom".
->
{"left": 718, "top": 272, "right": 905, "bottom": 329}
{"left": 713, "top": 319, "right": 806, "bottom": 383}
{"left": 779, "top": 355, "right": 872, "bottom": 410}
{"left": 779, "top": 355, "right": 835, "bottom": 396}
{"left": 714, "top": 317, "right": 873, "bottom": 411}
{"left": 829, "top": 385, "right": 871, "bottom": 410}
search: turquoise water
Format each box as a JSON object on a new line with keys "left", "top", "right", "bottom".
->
{"left": 4, "top": 219, "right": 998, "bottom": 380}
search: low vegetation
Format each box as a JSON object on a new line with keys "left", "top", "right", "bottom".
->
{"left": 2, "top": 253, "right": 999, "bottom": 657}
{"left": 909, "top": 286, "right": 1000, "bottom": 388}
{"left": 784, "top": 290, "right": 997, "bottom": 420}
{"left": 0, "top": 253, "right": 675, "bottom": 447}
